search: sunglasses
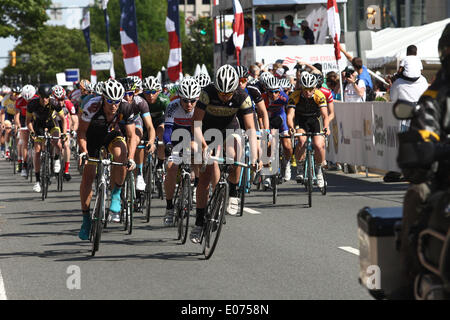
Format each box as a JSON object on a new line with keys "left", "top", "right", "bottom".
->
{"left": 218, "top": 91, "right": 233, "bottom": 98}
{"left": 125, "top": 91, "right": 134, "bottom": 96}
{"left": 144, "top": 90, "right": 158, "bottom": 95}
{"left": 268, "top": 89, "right": 280, "bottom": 94}
{"left": 58, "top": 97, "right": 66, "bottom": 101}
{"left": 182, "top": 98, "right": 198, "bottom": 104}
{"left": 106, "top": 98, "right": 121, "bottom": 105}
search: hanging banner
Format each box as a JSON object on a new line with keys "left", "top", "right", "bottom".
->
{"left": 91, "top": 52, "right": 114, "bottom": 71}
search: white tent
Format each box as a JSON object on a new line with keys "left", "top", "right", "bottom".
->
{"left": 365, "top": 18, "right": 450, "bottom": 68}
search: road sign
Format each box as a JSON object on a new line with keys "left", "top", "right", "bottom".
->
{"left": 65, "top": 68, "right": 80, "bottom": 82}
{"left": 91, "top": 52, "right": 113, "bottom": 71}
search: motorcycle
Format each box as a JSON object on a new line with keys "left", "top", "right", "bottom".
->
{"left": 357, "top": 100, "right": 450, "bottom": 300}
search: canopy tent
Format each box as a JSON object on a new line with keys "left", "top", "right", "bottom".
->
{"left": 365, "top": 18, "right": 450, "bottom": 68}
{"left": 212, "top": 0, "right": 347, "bottom": 15}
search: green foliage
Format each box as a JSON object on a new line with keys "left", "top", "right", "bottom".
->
{"left": 0, "top": 0, "right": 52, "bottom": 39}
{"left": 2, "top": 25, "right": 107, "bottom": 84}
{"left": 182, "top": 17, "right": 214, "bottom": 76}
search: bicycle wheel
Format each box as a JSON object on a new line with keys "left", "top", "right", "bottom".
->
{"left": 272, "top": 173, "right": 278, "bottom": 205}
{"left": 57, "top": 170, "right": 63, "bottom": 192}
{"left": 238, "top": 169, "right": 246, "bottom": 217}
{"left": 41, "top": 153, "right": 48, "bottom": 201}
{"left": 12, "top": 136, "right": 17, "bottom": 175}
{"left": 203, "top": 183, "right": 228, "bottom": 260}
{"left": 178, "top": 174, "right": 191, "bottom": 244}
{"left": 307, "top": 153, "right": 313, "bottom": 208}
{"left": 320, "top": 167, "right": 327, "bottom": 195}
{"left": 126, "top": 173, "right": 134, "bottom": 235}
{"left": 91, "top": 183, "right": 105, "bottom": 256}
{"left": 144, "top": 158, "right": 153, "bottom": 223}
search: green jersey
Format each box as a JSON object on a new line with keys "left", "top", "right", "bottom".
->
{"left": 140, "top": 93, "right": 169, "bottom": 120}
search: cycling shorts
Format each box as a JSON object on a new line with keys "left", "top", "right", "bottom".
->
{"left": 86, "top": 130, "right": 125, "bottom": 158}
{"left": 295, "top": 115, "right": 322, "bottom": 134}
{"left": 269, "top": 110, "right": 289, "bottom": 135}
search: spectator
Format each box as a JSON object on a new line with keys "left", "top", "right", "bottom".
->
{"left": 301, "top": 20, "right": 315, "bottom": 44}
{"left": 274, "top": 26, "right": 288, "bottom": 45}
{"left": 340, "top": 47, "right": 373, "bottom": 89}
{"left": 249, "top": 64, "right": 261, "bottom": 79}
{"left": 284, "top": 25, "right": 306, "bottom": 45}
{"left": 284, "top": 15, "right": 294, "bottom": 32}
{"left": 272, "top": 62, "right": 286, "bottom": 79}
{"left": 325, "top": 71, "right": 342, "bottom": 101}
{"left": 244, "top": 17, "right": 260, "bottom": 47}
{"left": 343, "top": 65, "right": 366, "bottom": 102}
{"left": 260, "top": 19, "right": 274, "bottom": 46}
{"left": 394, "top": 45, "right": 423, "bottom": 82}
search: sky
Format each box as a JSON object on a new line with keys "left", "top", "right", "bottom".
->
{"left": 0, "top": 0, "right": 93, "bottom": 72}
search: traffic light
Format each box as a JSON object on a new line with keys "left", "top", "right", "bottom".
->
{"left": 10, "top": 51, "right": 16, "bottom": 67}
{"left": 367, "top": 5, "right": 381, "bottom": 29}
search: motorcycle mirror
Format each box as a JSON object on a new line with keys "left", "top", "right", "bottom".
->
{"left": 392, "top": 100, "right": 420, "bottom": 120}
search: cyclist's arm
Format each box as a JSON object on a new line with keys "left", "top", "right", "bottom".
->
{"left": 124, "top": 123, "right": 137, "bottom": 161}
{"left": 0, "top": 106, "right": 4, "bottom": 127}
{"left": 255, "top": 100, "right": 269, "bottom": 130}
{"left": 320, "top": 106, "right": 329, "bottom": 134}
{"left": 191, "top": 107, "right": 207, "bottom": 151}
{"left": 286, "top": 105, "right": 295, "bottom": 131}
{"left": 26, "top": 112, "right": 34, "bottom": 134}
{"left": 327, "top": 100, "right": 335, "bottom": 122}
{"left": 142, "top": 115, "right": 156, "bottom": 146}
{"left": 77, "top": 120, "right": 89, "bottom": 155}
{"left": 14, "top": 108, "right": 20, "bottom": 128}
{"left": 56, "top": 111, "right": 67, "bottom": 135}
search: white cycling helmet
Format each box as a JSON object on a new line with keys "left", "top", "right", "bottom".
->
{"left": 131, "top": 76, "right": 142, "bottom": 90}
{"left": 22, "top": 84, "right": 36, "bottom": 101}
{"left": 143, "top": 76, "right": 162, "bottom": 91}
{"left": 300, "top": 72, "right": 318, "bottom": 88}
{"left": 103, "top": 79, "right": 125, "bottom": 101}
{"left": 259, "top": 72, "right": 272, "bottom": 86}
{"left": 279, "top": 78, "right": 293, "bottom": 90}
{"left": 94, "top": 81, "right": 104, "bottom": 96}
{"left": 194, "top": 73, "right": 211, "bottom": 88}
{"left": 214, "top": 64, "right": 239, "bottom": 93}
{"left": 2, "top": 86, "right": 11, "bottom": 94}
{"left": 52, "top": 85, "right": 66, "bottom": 99}
{"left": 264, "top": 75, "right": 280, "bottom": 91}
{"left": 178, "top": 77, "right": 201, "bottom": 100}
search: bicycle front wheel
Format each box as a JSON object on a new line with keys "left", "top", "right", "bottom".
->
{"left": 307, "top": 153, "right": 313, "bottom": 208}
{"left": 41, "top": 153, "right": 48, "bottom": 201}
{"left": 178, "top": 174, "right": 191, "bottom": 244}
{"left": 126, "top": 173, "right": 135, "bottom": 235}
{"left": 144, "top": 158, "right": 153, "bottom": 223}
{"left": 91, "top": 184, "right": 105, "bottom": 256}
{"left": 203, "top": 183, "right": 228, "bottom": 259}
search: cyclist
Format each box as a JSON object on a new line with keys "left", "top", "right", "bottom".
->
{"left": 140, "top": 76, "right": 169, "bottom": 172}
{"left": 286, "top": 72, "right": 329, "bottom": 188}
{"left": 119, "top": 77, "right": 155, "bottom": 192}
{"left": 15, "top": 84, "right": 38, "bottom": 177}
{"left": 94, "top": 81, "right": 104, "bottom": 97}
{"left": 280, "top": 78, "right": 294, "bottom": 96}
{"left": 190, "top": 64, "right": 257, "bottom": 243}
{"left": 163, "top": 77, "right": 201, "bottom": 226}
{"left": 77, "top": 79, "right": 137, "bottom": 240}
{"left": 0, "top": 85, "right": 20, "bottom": 161}
{"left": 52, "top": 85, "right": 78, "bottom": 181}
{"left": 261, "top": 74, "right": 293, "bottom": 185}
{"left": 27, "top": 84, "right": 68, "bottom": 192}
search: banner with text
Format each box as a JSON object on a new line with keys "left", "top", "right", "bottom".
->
{"left": 326, "top": 102, "right": 401, "bottom": 172}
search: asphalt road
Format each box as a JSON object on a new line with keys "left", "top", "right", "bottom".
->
{"left": 0, "top": 158, "right": 407, "bottom": 300}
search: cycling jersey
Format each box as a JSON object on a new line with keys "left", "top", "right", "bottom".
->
{"left": 287, "top": 89, "right": 327, "bottom": 117}
{"left": 27, "top": 98, "right": 64, "bottom": 122}
{"left": 16, "top": 95, "right": 39, "bottom": 117}
{"left": 319, "top": 87, "right": 333, "bottom": 104}
{"left": 126, "top": 95, "right": 150, "bottom": 130}
{"left": 140, "top": 93, "right": 169, "bottom": 121}
{"left": 80, "top": 94, "right": 96, "bottom": 111}
{"left": 197, "top": 84, "right": 253, "bottom": 131}
{"left": 163, "top": 98, "right": 194, "bottom": 146}
{"left": 245, "top": 85, "right": 263, "bottom": 106}
{"left": 1, "top": 94, "right": 17, "bottom": 116}
{"left": 81, "top": 96, "right": 136, "bottom": 157}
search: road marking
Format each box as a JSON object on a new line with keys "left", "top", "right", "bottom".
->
{"left": 243, "top": 207, "right": 261, "bottom": 215}
{"left": 338, "top": 246, "right": 360, "bottom": 256}
{"left": 0, "top": 268, "right": 7, "bottom": 300}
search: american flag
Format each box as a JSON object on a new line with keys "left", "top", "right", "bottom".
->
{"left": 166, "top": 0, "right": 182, "bottom": 82}
{"left": 119, "top": 0, "right": 142, "bottom": 78}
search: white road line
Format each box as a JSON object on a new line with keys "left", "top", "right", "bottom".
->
{"left": 243, "top": 207, "right": 261, "bottom": 215}
{"left": 0, "top": 268, "right": 7, "bottom": 300}
{"left": 338, "top": 246, "right": 360, "bottom": 256}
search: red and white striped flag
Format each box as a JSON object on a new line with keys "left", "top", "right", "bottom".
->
{"left": 327, "top": 0, "right": 341, "bottom": 61}
{"left": 166, "top": 0, "right": 182, "bottom": 82}
{"left": 119, "top": 0, "right": 142, "bottom": 78}
{"left": 232, "top": 0, "right": 244, "bottom": 66}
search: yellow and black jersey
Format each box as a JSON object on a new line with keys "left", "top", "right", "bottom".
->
{"left": 26, "top": 98, "right": 64, "bottom": 122}
{"left": 287, "top": 89, "right": 327, "bottom": 117}
{"left": 197, "top": 84, "right": 253, "bottom": 130}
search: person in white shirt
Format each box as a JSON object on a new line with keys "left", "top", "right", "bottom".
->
{"left": 343, "top": 66, "right": 366, "bottom": 102}
{"left": 397, "top": 45, "right": 423, "bottom": 81}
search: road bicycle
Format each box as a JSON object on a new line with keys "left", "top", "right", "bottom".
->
{"left": 36, "top": 133, "right": 62, "bottom": 201}
{"left": 237, "top": 133, "right": 251, "bottom": 216}
{"left": 199, "top": 155, "right": 248, "bottom": 259}
{"left": 121, "top": 170, "right": 136, "bottom": 235}
{"left": 292, "top": 131, "right": 328, "bottom": 208}
{"left": 84, "top": 152, "right": 127, "bottom": 256}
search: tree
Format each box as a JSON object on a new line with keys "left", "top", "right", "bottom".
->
{"left": 2, "top": 25, "right": 107, "bottom": 84}
{"left": 182, "top": 17, "right": 214, "bottom": 76}
{"left": 0, "top": 0, "right": 52, "bottom": 39}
